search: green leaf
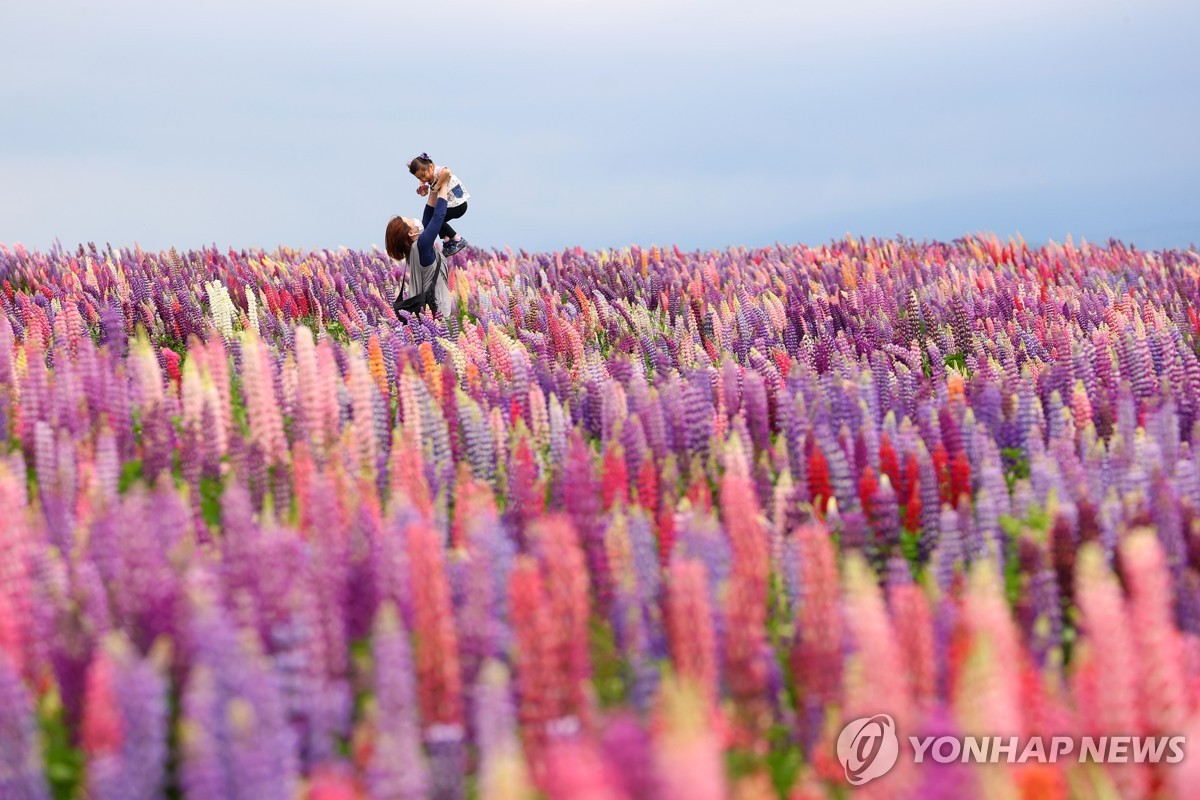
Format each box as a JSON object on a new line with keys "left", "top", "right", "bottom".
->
{"left": 119, "top": 459, "right": 144, "bottom": 493}
{"left": 39, "top": 690, "right": 84, "bottom": 800}
{"left": 200, "top": 476, "right": 223, "bottom": 528}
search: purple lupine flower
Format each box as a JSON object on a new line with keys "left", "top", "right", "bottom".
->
{"left": 563, "top": 431, "right": 611, "bottom": 613}
{"left": 681, "top": 372, "right": 714, "bottom": 464}
{"left": 367, "top": 603, "right": 428, "bottom": 800}
{"left": 0, "top": 652, "right": 51, "bottom": 800}
{"left": 181, "top": 590, "right": 299, "bottom": 800}
{"left": 83, "top": 636, "right": 169, "bottom": 800}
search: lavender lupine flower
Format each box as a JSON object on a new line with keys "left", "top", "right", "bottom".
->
{"left": 0, "top": 652, "right": 50, "bottom": 800}
{"left": 473, "top": 660, "right": 535, "bottom": 800}
{"left": 82, "top": 635, "right": 169, "bottom": 800}
{"left": 367, "top": 603, "right": 428, "bottom": 800}
{"left": 180, "top": 595, "right": 299, "bottom": 800}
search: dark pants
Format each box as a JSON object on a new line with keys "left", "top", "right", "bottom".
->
{"left": 440, "top": 202, "right": 468, "bottom": 240}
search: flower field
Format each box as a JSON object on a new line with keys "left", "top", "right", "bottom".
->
{"left": 1, "top": 235, "right": 1200, "bottom": 799}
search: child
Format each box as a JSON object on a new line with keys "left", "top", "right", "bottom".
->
{"left": 408, "top": 152, "right": 470, "bottom": 256}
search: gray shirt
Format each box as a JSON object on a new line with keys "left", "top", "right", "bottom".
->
{"left": 404, "top": 239, "right": 452, "bottom": 317}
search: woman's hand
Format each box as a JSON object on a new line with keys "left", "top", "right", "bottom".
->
{"left": 433, "top": 167, "right": 452, "bottom": 190}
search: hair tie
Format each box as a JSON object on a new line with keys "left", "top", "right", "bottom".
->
{"left": 419, "top": 152, "right": 430, "bottom": 161}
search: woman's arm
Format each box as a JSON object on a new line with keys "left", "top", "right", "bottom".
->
{"left": 417, "top": 199, "right": 447, "bottom": 266}
{"left": 416, "top": 176, "right": 453, "bottom": 266}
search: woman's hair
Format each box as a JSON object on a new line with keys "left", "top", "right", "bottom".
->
{"left": 407, "top": 153, "right": 433, "bottom": 175}
{"left": 385, "top": 216, "right": 416, "bottom": 260}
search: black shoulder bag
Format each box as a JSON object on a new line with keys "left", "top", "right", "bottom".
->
{"left": 393, "top": 258, "right": 443, "bottom": 319}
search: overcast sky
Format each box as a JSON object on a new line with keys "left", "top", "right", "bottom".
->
{"left": 2, "top": 1, "right": 1197, "bottom": 254}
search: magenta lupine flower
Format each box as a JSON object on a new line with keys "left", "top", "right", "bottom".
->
{"left": 600, "top": 712, "right": 662, "bottom": 800}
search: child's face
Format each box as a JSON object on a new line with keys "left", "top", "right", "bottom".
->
{"left": 415, "top": 164, "right": 435, "bottom": 183}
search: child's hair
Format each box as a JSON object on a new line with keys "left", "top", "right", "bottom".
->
{"left": 385, "top": 216, "right": 415, "bottom": 260}
{"left": 407, "top": 153, "right": 433, "bottom": 175}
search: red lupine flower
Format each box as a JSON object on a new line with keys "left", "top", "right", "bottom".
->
{"left": 858, "top": 464, "right": 879, "bottom": 522}
{"left": 950, "top": 450, "right": 971, "bottom": 505}
{"left": 903, "top": 478, "right": 923, "bottom": 533}
{"left": 932, "top": 441, "right": 952, "bottom": 505}
{"left": 634, "top": 455, "right": 658, "bottom": 515}
{"left": 807, "top": 444, "right": 832, "bottom": 516}
{"left": 601, "top": 443, "right": 629, "bottom": 511}
{"left": 879, "top": 432, "right": 900, "bottom": 495}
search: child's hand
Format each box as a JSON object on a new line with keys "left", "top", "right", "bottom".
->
{"left": 434, "top": 168, "right": 452, "bottom": 189}
{"left": 417, "top": 184, "right": 429, "bottom": 196}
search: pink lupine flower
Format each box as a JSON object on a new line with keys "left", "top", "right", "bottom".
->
{"left": 841, "top": 552, "right": 915, "bottom": 797}
{"left": 888, "top": 582, "right": 936, "bottom": 711}
{"left": 406, "top": 520, "right": 464, "bottom": 731}
{"left": 508, "top": 556, "right": 557, "bottom": 771}
{"left": 1073, "top": 543, "right": 1149, "bottom": 797}
{"left": 531, "top": 515, "right": 594, "bottom": 728}
{"left": 1121, "top": 530, "right": 1189, "bottom": 736}
{"left": 719, "top": 435, "right": 770, "bottom": 743}
{"left": 542, "top": 737, "right": 631, "bottom": 800}
{"left": 666, "top": 557, "right": 719, "bottom": 710}
{"left": 654, "top": 676, "right": 727, "bottom": 800}
{"left": 240, "top": 331, "right": 288, "bottom": 465}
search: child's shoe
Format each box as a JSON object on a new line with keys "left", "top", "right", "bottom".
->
{"left": 443, "top": 237, "right": 468, "bottom": 256}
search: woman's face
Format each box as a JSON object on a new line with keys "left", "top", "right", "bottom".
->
{"left": 402, "top": 217, "right": 423, "bottom": 234}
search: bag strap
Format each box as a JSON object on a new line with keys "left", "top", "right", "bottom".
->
{"left": 399, "top": 255, "right": 443, "bottom": 303}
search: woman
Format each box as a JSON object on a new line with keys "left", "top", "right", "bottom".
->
{"left": 385, "top": 167, "right": 455, "bottom": 319}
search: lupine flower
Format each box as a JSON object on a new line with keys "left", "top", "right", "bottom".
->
{"left": 0, "top": 651, "right": 50, "bottom": 800}
{"left": 4, "top": 234, "right": 1200, "bottom": 796}
{"left": 654, "top": 675, "right": 726, "bottom": 800}
{"left": 365, "top": 603, "right": 428, "bottom": 800}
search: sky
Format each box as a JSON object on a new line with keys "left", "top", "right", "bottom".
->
{"left": 1, "top": 0, "right": 1197, "bottom": 255}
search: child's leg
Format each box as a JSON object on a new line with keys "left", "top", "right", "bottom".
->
{"left": 440, "top": 203, "right": 469, "bottom": 240}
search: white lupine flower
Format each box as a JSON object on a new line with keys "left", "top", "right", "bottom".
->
{"left": 205, "top": 280, "right": 236, "bottom": 341}
{"left": 247, "top": 289, "right": 260, "bottom": 334}
{"left": 438, "top": 338, "right": 467, "bottom": 376}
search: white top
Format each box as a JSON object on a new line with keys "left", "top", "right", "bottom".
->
{"left": 429, "top": 165, "right": 470, "bottom": 208}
